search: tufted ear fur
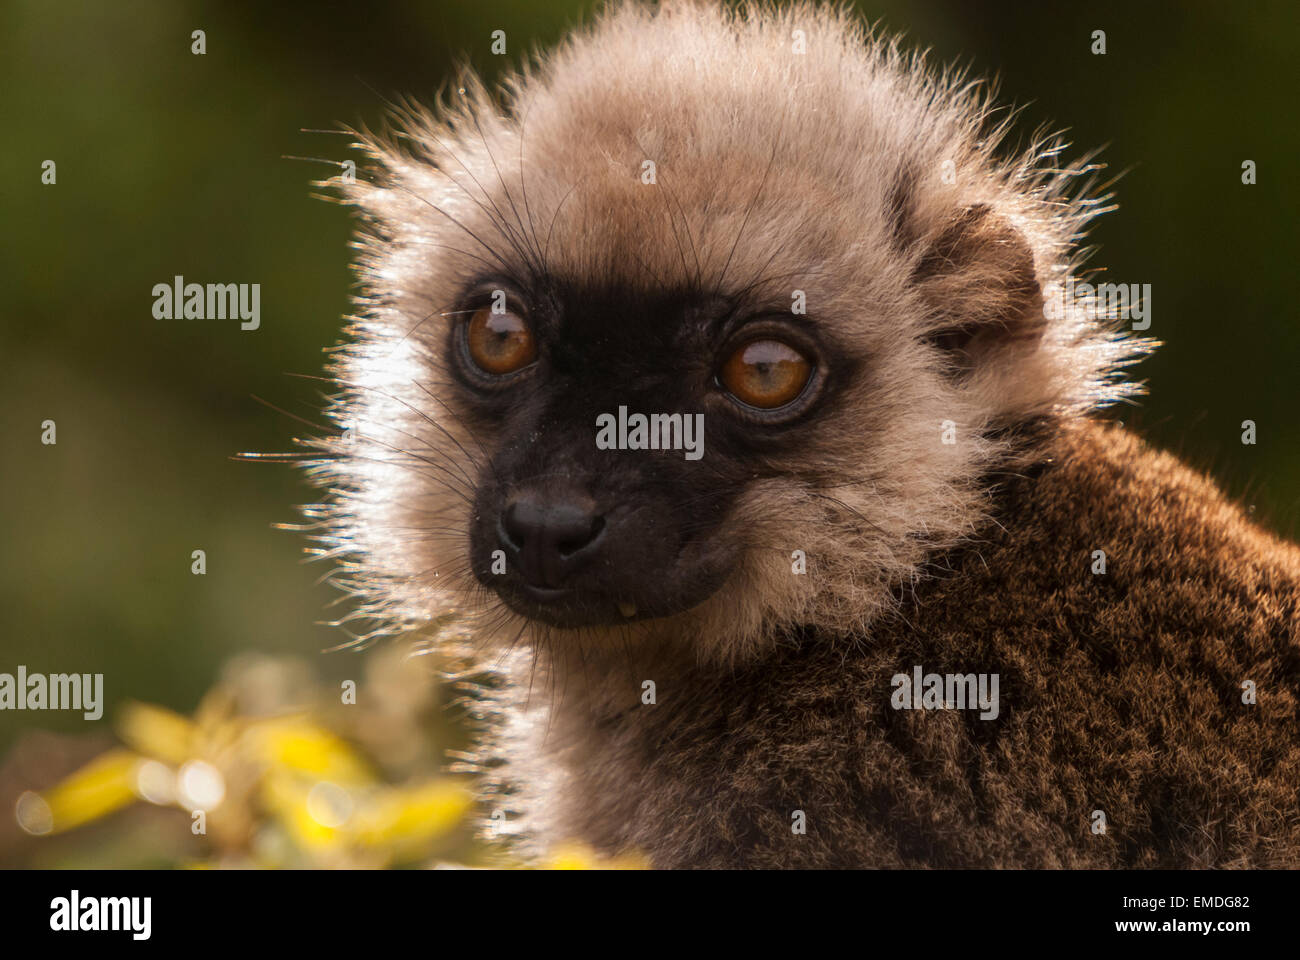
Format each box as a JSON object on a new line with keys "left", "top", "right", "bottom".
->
{"left": 913, "top": 204, "right": 1045, "bottom": 375}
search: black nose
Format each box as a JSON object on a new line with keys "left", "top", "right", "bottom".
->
{"left": 499, "top": 489, "right": 605, "bottom": 589}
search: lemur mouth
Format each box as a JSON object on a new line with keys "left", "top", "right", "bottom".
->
{"left": 496, "top": 582, "right": 648, "bottom": 628}
{"left": 516, "top": 583, "right": 572, "bottom": 603}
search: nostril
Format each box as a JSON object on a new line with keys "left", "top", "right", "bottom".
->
{"left": 500, "top": 503, "right": 527, "bottom": 551}
{"left": 557, "top": 514, "right": 604, "bottom": 558}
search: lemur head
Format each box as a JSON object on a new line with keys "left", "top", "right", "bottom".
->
{"left": 305, "top": 1, "right": 1149, "bottom": 666}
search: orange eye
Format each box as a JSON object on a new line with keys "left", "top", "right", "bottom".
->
{"left": 466, "top": 306, "right": 537, "bottom": 375}
{"left": 719, "top": 339, "right": 813, "bottom": 409}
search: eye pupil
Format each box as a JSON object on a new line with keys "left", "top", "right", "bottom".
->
{"left": 720, "top": 338, "right": 812, "bottom": 410}
{"left": 467, "top": 307, "right": 536, "bottom": 375}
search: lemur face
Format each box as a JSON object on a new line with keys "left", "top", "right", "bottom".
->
{"left": 451, "top": 272, "right": 847, "bottom": 628}
{"left": 317, "top": 3, "right": 1144, "bottom": 661}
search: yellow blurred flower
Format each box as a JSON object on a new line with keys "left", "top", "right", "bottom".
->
{"left": 13, "top": 655, "right": 644, "bottom": 869}
{"left": 543, "top": 841, "right": 648, "bottom": 870}
{"left": 17, "top": 685, "right": 473, "bottom": 868}
{"left": 15, "top": 749, "right": 139, "bottom": 835}
{"left": 117, "top": 702, "right": 196, "bottom": 766}
{"left": 248, "top": 717, "right": 375, "bottom": 785}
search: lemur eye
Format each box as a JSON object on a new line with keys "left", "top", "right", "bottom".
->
{"left": 719, "top": 339, "right": 812, "bottom": 409}
{"left": 466, "top": 306, "right": 537, "bottom": 375}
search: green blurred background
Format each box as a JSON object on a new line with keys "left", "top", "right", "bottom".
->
{"left": 1, "top": 0, "right": 1296, "bottom": 863}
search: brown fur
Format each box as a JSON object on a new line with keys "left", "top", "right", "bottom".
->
{"left": 297, "top": 1, "right": 1300, "bottom": 866}
{"left": 535, "top": 420, "right": 1300, "bottom": 867}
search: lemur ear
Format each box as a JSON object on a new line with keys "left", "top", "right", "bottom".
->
{"left": 911, "top": 204, "right": 1045, "bottom": 373}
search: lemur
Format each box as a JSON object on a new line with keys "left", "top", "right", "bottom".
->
{"left": 298, "top": 1, "right": 1300, "bottom": 867}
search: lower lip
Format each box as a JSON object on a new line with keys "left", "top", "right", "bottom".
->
{"left": 506, "top": 585, "right": 643, "bottom": 625}
{"left": 517, "top": 584, "right": 573, "bottom": 602}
